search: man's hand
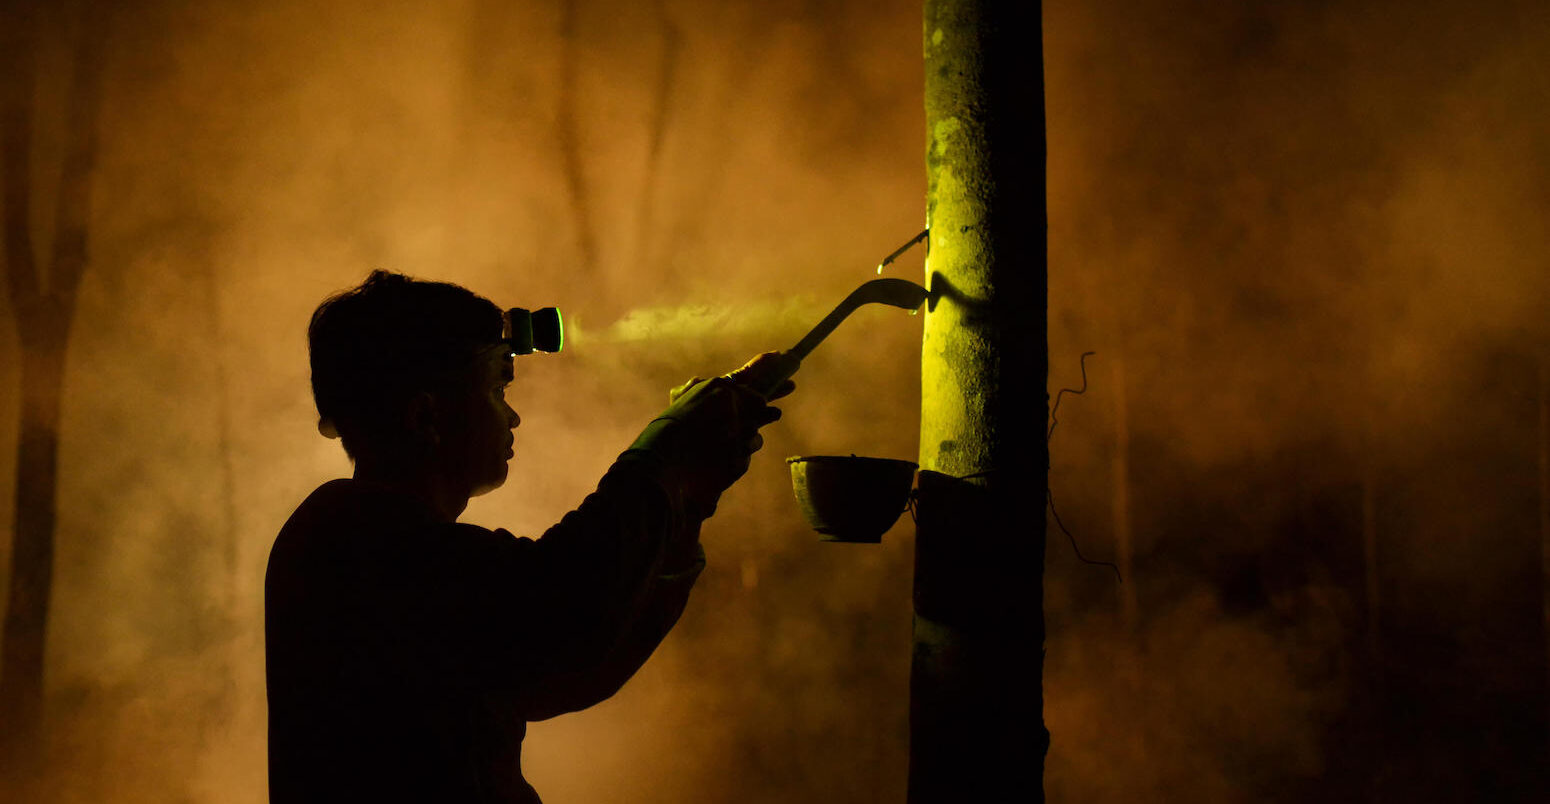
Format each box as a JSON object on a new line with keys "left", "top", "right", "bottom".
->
{"left": 724, "top": 351, "right": 799, "bottom": 403}
{"left": 634, "top": 353, "right": 797, "bottom": 518}
{"left": 670, "top": 352, "right": 797, "bottom": 402}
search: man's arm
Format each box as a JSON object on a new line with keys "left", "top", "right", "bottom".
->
{"left": 443, "top": 357, "right": 793, "bottom": 715}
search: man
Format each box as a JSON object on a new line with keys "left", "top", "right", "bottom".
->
{"left": 266, "top": 271, "right": 792, "bottom": 802}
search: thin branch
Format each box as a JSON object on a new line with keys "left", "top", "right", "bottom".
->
{"left": 1048, "top": 487, "right": 1122, "bottom": 583}
{"left": 1047, "top": 350, "right": 1096, "bottom": 441}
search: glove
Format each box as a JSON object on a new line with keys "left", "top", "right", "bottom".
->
{"left": 709, "top": 351, "right": 798, "bottom": 405}
{"left": 628, "top": 352, "right": 796, "bottom": 518}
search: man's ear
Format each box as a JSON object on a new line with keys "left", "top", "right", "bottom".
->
{"left": 404, "top": 391, "right": 440, "bottom": 447}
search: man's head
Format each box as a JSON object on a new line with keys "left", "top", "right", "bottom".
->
{"left": 309, "top": 270, "right": 520, "bottom": 497}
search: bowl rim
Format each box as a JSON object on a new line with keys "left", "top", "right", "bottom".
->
{"left": 786, "top": 454, "right": 919, "bottom": 469}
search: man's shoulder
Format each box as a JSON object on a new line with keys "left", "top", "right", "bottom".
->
{"left": 281, "top": 478, "right": 437, "bottom": 529}
{"left": 271, "top": 480, "right": 422, "bottom": 567}
{"left": 272, "top": 480, "right": 512, "bottom": 561}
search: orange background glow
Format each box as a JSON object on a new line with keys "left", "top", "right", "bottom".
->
{"left": 2, "top": 0, "right": 1548, "bottom": 801}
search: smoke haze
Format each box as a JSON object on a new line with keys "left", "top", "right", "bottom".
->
{"left": 1, "top": 0, "right": 1547, "bottom": 801}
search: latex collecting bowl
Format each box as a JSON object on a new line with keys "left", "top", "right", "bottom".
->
{"left": 786, "top": 455, "right": 918, "bottom": 543}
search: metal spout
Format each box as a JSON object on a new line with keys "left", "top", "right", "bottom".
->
{"left": 750, "top": 277, "right": 928, "bottom": 398}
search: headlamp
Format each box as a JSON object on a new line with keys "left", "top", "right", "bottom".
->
{"left": 505, "top": 307, "right": 563, "bottom": 356}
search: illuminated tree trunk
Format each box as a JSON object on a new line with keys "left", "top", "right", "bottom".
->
{"left": 0, "top": 2, "right": 106, "bottom": 771}
{"left": 912, "top": 1, "right": 1048, "bottom": 801}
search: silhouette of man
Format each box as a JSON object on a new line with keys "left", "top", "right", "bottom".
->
{"left": 265, "top": 271, "right": 793, "bottom": 803}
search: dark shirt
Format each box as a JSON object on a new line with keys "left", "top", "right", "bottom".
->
{"left": 265, "top": 453, "right": 704, "bottom": 803}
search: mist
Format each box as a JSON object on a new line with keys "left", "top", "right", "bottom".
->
{"left": 1, "top": 0, "right": 1547, "bottom": 801}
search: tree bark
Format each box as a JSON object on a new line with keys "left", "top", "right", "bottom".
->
{"left": 912, "top": 1, "right": 1048, "bottom": 801}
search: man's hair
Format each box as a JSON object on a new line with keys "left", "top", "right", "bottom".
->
{"left": 308, "top": 270, "right": 504, "bottom": 460}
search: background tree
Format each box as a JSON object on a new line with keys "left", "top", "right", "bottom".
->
{"left": 0, "top": 0, "right": 108, "bottom": 778}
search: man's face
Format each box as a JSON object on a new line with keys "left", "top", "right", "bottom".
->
{"left": 437, "top": 345, "right": 520, "bottom": 498}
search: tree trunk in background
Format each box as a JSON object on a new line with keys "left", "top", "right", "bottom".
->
{"left": 1539, "top": 357, "right": 1548, "bottom": 765}
{"left": 633, "top": 0, "right": 679, "bottom": 271}
{"left": 912, "top": 1, "right": 1048, "bottom": 801}
{"left": 557, "top": 0, "right": 596, "bottom": 276}
{"left": 1362, "top": 420, "right": 1387, "bottom": 800}
{"left": 1364, "top": 446, "right": 1381, "bottom": 680}
{"left": 0, "top": 1, "right": 106, "bottom": 775}
{"left": 1112, "top": 356, "right": 1135, "bottom": 635}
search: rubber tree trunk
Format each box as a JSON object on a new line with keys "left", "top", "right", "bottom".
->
{"left": 912, "top": 2, "right": 1048, "bottom": 802}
